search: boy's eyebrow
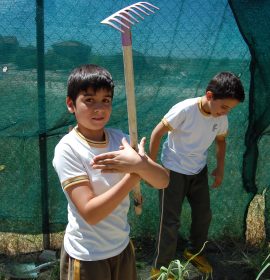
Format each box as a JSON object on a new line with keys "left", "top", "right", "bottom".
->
{"left": 222, "top": 104, "right": 233, "bottom": 110}
{"left": 83, "top": 91, "right": 112, "bottom": 97}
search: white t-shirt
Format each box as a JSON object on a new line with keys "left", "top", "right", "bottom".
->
{"left": 53, "top": 127, "right": 130, "bottom": 261}
{"left": 161, "top": 97, "right": 228, "bottom": 175}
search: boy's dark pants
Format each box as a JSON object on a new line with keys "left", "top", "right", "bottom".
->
{"left": 153, "top": 166, "right": 212, "bottom": 269}
{"left": 60, "top": 241, "right": 136, "bottom": 280}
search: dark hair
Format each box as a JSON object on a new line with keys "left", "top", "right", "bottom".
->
{"left": 67, "top": 64, "right": 115, "bottom": 103}
{"left": 206, "top": 72, "right": 245, "bottom": 102}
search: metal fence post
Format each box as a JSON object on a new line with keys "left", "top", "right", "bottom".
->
{"left": 36, "top": 0, "right": 50, "bottom": 249}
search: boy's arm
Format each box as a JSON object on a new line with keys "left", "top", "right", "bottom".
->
{"left": 211, "top": 135, "right": 226, "bottom": 188}
{"left": 66, "top": 173, "right": 140, "bottom": 225}
{"left": 92, "top": 137, "right": 169, "bottom": 189}
{"left": 149, "top": 121, "right": 169, "bottom": 161}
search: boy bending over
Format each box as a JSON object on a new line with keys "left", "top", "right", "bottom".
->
{"left": 150, "top": 72, "right": 245, "bottom": 276}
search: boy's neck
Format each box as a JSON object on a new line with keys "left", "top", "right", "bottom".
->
{"left": 200, "top": 96, "right": 211, "bottom": 115}
{"left": 76, "top": 125, "right": 106, "bottom": 142}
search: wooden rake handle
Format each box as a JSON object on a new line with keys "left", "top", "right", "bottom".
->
{"left": 122, "top": 29, "right": 142, "bottom": 216}
{"left": 101, "top": 2, "right": 160, "bottom": 215}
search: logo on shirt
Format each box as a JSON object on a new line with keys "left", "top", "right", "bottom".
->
{"left": 212, "top": 124, "right": 218, "bottom": 132}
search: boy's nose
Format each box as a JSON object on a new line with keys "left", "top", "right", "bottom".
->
{"left": 94, "top": 103, "right": 105, "bottom": 110}
{"left": 219, "top": 111, "right": 226, "bottom": 116}
{"left": 223, "top": 109, "right": 231, "bottom": 115}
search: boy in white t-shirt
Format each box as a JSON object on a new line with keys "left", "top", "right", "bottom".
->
{"left": 149, "top": 72, "right": 245, "bottom": 276}
{"left": 53, "top": 64, "right": 169, "bottom": 280}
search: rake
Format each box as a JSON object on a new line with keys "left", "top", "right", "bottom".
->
{"left": 101, "top": 2, "right": 159, "bottom": 215}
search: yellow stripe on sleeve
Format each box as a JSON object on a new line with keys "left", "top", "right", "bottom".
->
{"left": 62, "top": 175, "right": 89, "bottom": 190}
{"left": 216, "top": 131, "right": 228, "bottom": 139}
{"left": 161, "top": 118, "right": 173, "bottom": 131}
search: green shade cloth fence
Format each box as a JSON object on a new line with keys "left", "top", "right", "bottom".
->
{"left": 229, "top": 0, "right": 270, "bottom": 194}
{"left": 0, "top": 0, "right": 269, "bottom": 242}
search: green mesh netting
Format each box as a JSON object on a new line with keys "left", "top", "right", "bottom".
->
{"left": 229, "top": 0, "right": 270, "bottom": 194}
{"left": 0, "top": 0, "right": 268, "bottom": 241}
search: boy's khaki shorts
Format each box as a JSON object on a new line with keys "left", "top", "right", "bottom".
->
{"left": 60, "top": 241, "right": 137, "bottom": 280}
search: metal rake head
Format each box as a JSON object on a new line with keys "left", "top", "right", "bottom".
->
{"left": 101, "top": 2, "right": 159, "bottom": 33}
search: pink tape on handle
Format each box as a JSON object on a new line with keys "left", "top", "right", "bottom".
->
{"left": 121, "top": 16, "right": 132, "bottom": 46}
{"left": 121, "top": 29, "right": 132, "bottom": 46}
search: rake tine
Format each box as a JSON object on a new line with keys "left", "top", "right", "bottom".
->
{"left": 139, "top": 2, "right": 160, "bottom": 10}
{"left": 134, "top": 2, "right": 159, "bottom": 14}
{"left": 103, "top": 21, "right": 124, "bottom": 33}
{"left": 135, "top": 2, "right": 157, "bottom": 14}
{"left": 101, "top": 14, "right": 136, "bottom": 32}
{"left": 101, "top": 2, "right": 159, "bottom": 32}
{"left": 121, "top": 11, "right": 140, "bottom": 23}
{"left": 132, "top": 5, "right": 151, "bottom": 16}
{"left": 126, "top": 7, "right": 144, "bottom": 20}
{"left": 111, "top": 17, "right": 131, "bottom": 29}
{"left": 116, "top": 13, "right": 135, "bottom": 25}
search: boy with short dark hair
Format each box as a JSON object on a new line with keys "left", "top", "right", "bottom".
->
{"left": 53, "top": 64, "right": 169, "bottom": 280}
{"left": 150, "top": 72, "right": 245, "bottom": 276}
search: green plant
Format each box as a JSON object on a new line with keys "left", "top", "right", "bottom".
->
{"left": 148, "top": 242, "right": 209, "bottom": 280}
{"left": 156, "top": 259, "right": 190, "bottom": 280}
{"left": 237, "top": 244, "right": 270, "bottom": 279}
{"left": 256, "top": 253, "right": 270, "bottom": 280}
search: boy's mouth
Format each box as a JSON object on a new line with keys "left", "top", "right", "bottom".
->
{"left": 92, "top": 117, "right": 104, "bottom": 121}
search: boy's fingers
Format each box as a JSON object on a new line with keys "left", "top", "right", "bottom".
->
{"left": 138, "top": 137, "right": 146, "bottom": 154}
{"left": 101, "top": 169, "right": 123, "bottom": 173}
{"left": 92, "top": 164, "right": 124, "bottom": 173}
{"left": 92, "top": 160, "right": 113, "bottom": 166}
{"left": 92, "top": 164, "right": 106, "bottom": 169}
{"left": 92, "top": 153, "right": 116, "bottom": 162}
{"left": 92, "top": 164, "right": 115, "bottom": 170}
{"left": 121, "top": 137, "right": 129, "bottom": 147}
{"left": 211, "top": 178, "right": 221, "bottom": 188}
{"left": 140, "top": 136, "right": 146, "bottom": 144}
{"left": 92, "top": 158, "right": 121, "bottom": 166}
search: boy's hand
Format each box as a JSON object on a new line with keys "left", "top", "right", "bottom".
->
{"left": 211, "top": 168, "right": 224, "bottom": 188}
{"left": 91, "top": 137, "right": 147, "bottom": 174}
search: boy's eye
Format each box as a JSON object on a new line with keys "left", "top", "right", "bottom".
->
{"left": 85, "top": 98, "right": 94, "bottom": 103}
{"left": 103, "top": 98, "right": 112, "bottom": 103}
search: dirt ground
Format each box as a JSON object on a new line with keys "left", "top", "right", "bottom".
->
{"left": 0, "top": 237, "right": 269, "bottom": 280}
{"left": 133, "top": 237, "right": 270, "bottom": 280}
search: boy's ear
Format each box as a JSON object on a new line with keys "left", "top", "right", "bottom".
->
{"left": 206, "top": 91, "right": 213, "bottom": 100}
{"left": 66, "top": 97, "right": 75, "bottom": 113}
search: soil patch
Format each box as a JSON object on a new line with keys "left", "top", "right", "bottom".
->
{"left": 133, "top": 237, "right": 270, "bottom": 280}
{"left": 0, "top": 237, "right": 269, "bottom": 280}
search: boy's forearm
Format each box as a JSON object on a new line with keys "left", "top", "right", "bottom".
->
{"left": 84, "top": 173, "right": 140, "bottom": 224}
{"left": 136, "top": 156, "right": 169, "bottom": 189}
{"left": 216, "top": 139, "right": 226, "bottom": 170}
{"left": 149, "top": 137, "right": 160, "bottom": 161}
{"left": 149, "top": 129, "right": 162, "bottom": 161}
{"left": 149, "top": 121, "right": 168, "bottom": 161}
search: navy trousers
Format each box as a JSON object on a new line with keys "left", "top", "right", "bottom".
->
{"left": 153, "top": 166, "right": 212, "bottom": 269}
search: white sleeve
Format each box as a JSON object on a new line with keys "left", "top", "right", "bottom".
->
{"left": 53, "top": 143, "right": 89, "bottom": 189}
{"left": 217, "top": 116, "right": 228, "bottom": 137}
{"left": 163, "top": 102, "right": 186, "bottom": 131}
